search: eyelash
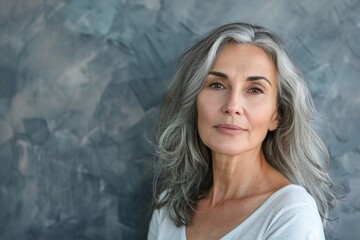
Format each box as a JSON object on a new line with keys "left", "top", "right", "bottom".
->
{"left": 247, "top": 87, "right": 264, "bottom": 94}
{"left": 208, "top": 83, "right": 264, "bottom": 94}
{"left": 208, "top": 82, "right": 225, "bottom": 89}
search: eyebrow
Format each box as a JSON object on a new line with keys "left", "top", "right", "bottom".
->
{"left": 208, "top": 71, "right": 272, "bottom": 86}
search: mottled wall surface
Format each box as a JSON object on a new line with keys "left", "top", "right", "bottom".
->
{"left": 0, "top": 0, "right": 359, "bottom": 239}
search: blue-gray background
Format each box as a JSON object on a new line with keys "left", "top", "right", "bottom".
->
{"left": 0, "top": 0, "right": 359, "bottom": 239}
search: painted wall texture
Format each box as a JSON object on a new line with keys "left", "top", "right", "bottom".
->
{"left": 0, "top": 0, "right": 359, "bottom": 239}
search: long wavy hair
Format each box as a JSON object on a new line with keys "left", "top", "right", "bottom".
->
{"left": 153, "top": 22, "right": 338, "bottom": 227}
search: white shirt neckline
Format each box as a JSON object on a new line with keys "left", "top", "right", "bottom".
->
{"left": 181, "top": 184, "right": 301, "bottom": 240}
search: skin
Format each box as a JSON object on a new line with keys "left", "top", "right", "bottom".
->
{"left": 186, "top": 43, "right": 290, "bottom": 240}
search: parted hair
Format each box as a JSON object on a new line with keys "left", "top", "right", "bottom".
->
{"left": 153, "top": 22, "right": 338, "bottom": 227}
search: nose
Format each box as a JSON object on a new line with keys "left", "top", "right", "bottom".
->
{"left": 222, "top": 90, "right": 244, "bottom": 115}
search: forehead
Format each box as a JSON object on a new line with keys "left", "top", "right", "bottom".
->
{"left": 211, "top": 43, "right": 277, "bottom": 77}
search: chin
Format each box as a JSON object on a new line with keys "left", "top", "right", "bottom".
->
{"left": 209, "top": 146, "right": 249, "bottom": 156}
{"left": 206, "top": 140, "right": 262, "bottom": 157}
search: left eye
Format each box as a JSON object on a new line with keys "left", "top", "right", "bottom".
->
{"left": 209, "top": 83, "right": 225, "bottom": 89}
{"left": 247, "top": 88, "right": 263, "bottom": 94}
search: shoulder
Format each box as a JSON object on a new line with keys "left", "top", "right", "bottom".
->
{"left": 270, "top": 184, "right": 319, "bottom": 212}
{"left": 267, "top": 184, "right": 322, "bottom": 222}
{"left": 148, "top": 206, "right": 184, "bottom": 240}
{"left": 149, "top": 191, "right": 172, "bottom": 228}
{"left": 264, "top": 184, "right": 325, "bottom": 239}
{"left": 148, "top": 192, "right": 184, "bottom": 240}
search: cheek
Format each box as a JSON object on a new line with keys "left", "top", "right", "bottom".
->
{"left": 248, "top": 103, "right": 277, "bottom": 130}
{"left": 197, "top": 98, "right": 206, "bottom": 129}
{"left": 196, "top": 95, "right": 213, "bottom": 139}
{"left": 197, "top": 92, "right": 207, "bottom": 119}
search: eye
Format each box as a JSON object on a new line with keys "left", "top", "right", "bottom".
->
{"left": 209, "top": 82, "right": 225, "bottom": 89}
{"left": 247, "top": 87, "right": 263, "bottom": 94}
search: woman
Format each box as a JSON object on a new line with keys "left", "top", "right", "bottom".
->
{"left": 148, "top": 22, "right": 338, "bottom": 239}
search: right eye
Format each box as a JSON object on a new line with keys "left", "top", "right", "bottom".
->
{"left": 209, "top": 82, "right": 225, "bottom": 89}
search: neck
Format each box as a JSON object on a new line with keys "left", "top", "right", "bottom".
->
{"left": 209, "top": 149, "right": 272, "bottom": 206}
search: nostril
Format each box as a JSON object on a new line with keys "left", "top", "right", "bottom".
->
{"left": 222, "top": 104, "right": 242, "bottom": 115}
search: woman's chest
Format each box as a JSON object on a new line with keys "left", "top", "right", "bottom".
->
{"left": 185, "top": 195, "right": 270, "bottom": 240}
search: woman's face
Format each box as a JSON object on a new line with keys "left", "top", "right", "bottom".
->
{"left": 197, "top": 43, "right": 279, "bottom": 156}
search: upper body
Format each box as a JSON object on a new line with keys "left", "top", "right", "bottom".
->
{"left": 148, "top": 185, "right": 325, "bottom": 240}
{"left": 149, "top": 22, "right": 337, "bottom": 240}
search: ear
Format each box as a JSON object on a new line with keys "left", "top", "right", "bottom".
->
{"left": 268, "top": 111, "right": 279, "bottom": 132}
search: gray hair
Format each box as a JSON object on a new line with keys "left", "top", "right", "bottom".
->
{"left": 153, "top": 22, "right": 338, "bottom": 227}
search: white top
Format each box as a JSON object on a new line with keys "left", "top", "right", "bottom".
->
{"left": 148, "top": 184, "right": 325, "bottom": 240}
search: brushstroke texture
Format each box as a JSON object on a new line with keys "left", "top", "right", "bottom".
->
{"left": 0, "top": 0, "right": 359, "bottom": 239}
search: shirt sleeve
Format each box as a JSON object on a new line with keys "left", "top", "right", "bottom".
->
{"left": 265, "top": 204, "right": 325, "bottom": 240}
{"left": 147, "top": 209, "right": 160, "bottom": 240}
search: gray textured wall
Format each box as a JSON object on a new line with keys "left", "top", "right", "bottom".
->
{"left": 0, "top": 0, "right": 359, "bottom": 239}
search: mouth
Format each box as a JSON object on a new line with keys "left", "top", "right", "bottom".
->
{"left": 214, "top": 124, "right": 246, "bottom": 134}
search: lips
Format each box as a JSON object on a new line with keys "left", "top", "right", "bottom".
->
{"left": 214, "top": 124, "right": 246, "bottom": 134}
